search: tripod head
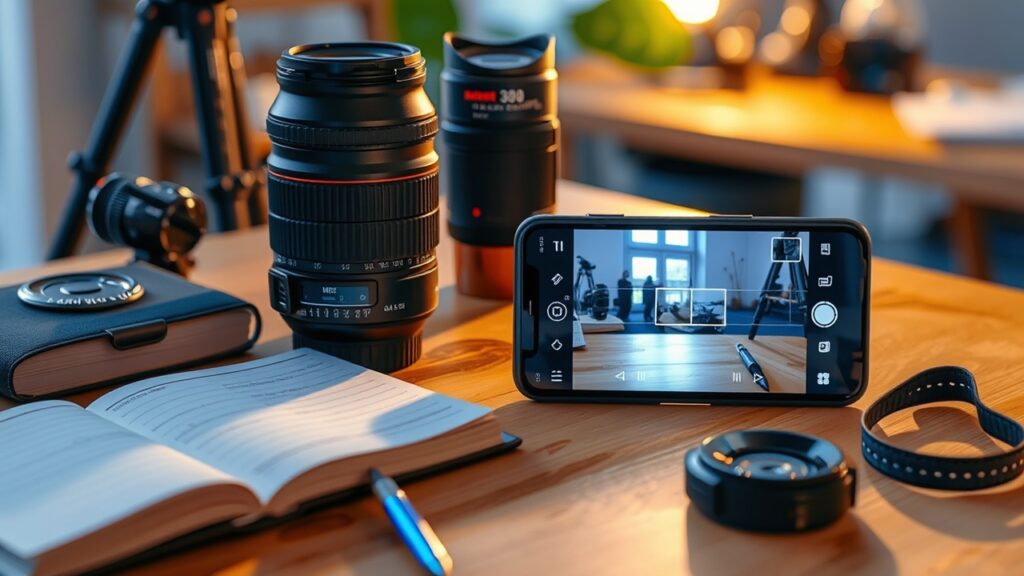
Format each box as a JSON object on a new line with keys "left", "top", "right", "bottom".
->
{"left": 577, "top": 255, "right": 596, "bottom": 271}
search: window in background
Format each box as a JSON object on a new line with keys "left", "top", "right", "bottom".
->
{"left": 626, "top": 230, "right": 695, "bottom": 303}
{"left": 665, "top": 257, "right": 690, "bottom": 286}
{"left": 631, "top": 256, "right": 658, "bottom": 304}
{"left": 631, "top": 229, "right": 658, "bottom": 244}
{"left": 665, "top": 229, "right": 690, "bottom": 246}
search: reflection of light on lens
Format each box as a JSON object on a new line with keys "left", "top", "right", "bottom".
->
{"left": 760, "top": 32, "right": 793, "bottom": 65}
{"left": 712, "top": 450, "right": 734, "bottom": 465}
{"left": 715, "top": 26, "right": 755, "bottom": 64}
{"left": 781, "top": 4, "right": 811, "bottom": 36}
{"left": 662, "top": 0, "right": 720, "bottom": 25}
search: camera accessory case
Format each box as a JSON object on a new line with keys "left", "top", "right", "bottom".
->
{"left": 0, "top": 262, "right": 261, "bottom": 401}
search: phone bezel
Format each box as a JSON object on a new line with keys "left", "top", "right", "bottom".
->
{"left": 513, "top": 214, "right": 871, "bottom": 406}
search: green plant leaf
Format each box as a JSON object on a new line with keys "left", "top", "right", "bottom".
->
{"left": 391, "top": 0, "right": 458, "bottom": 100}
{"left": 572, "top": 0, "right": 693, "bottom": 68}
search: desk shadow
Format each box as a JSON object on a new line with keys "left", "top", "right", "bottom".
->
{"left": 256, "top": 335, "right": 294, "bottom": 355}
{"left": 868, "top": 406, "right": 1024, "bottom": 541}
{"left": 874, "top": 405, "right": 1010, "bottom": 453}
{"left": 685, "top": 505, "right": 897, "bottom": 576}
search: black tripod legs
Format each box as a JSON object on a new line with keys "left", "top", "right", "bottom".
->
{"left": 181, "top": 0, "right": 263, "bottom": 231}
{"left": 50, "top": 1, "right": 165, "bottom": 259}
{"left": 48, "top": 0, "right": 263, "bottom": 260}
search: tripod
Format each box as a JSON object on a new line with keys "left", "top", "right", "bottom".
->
{"left": 48, "top": 0, "right": 265, "bottom": 260}
{"left": 574, "top": 256, "right": 609, "bottom": 320}
{"left": 748, "top": 232, "right": 809, "bottom": 340}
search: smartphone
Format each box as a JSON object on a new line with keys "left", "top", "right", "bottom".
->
{"left": 513, "top": 215, "right": 870, "bottom": 405}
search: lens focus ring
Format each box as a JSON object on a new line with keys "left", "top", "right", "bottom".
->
{"left": 267, "top": 170, "right": 438, "bottom": 222}
{"left": 266, "top": 116, "right": 438, "bottom": 149}
{"left": 270, "top": 209, "right": 439, "bottom": 262}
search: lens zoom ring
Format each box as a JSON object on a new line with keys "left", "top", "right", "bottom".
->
{"left": 267, "top": 170, "right": 438, "bottom": 222}
{"left": 270, "top": 209, "right": 439, "bottom": 262}
{"left": 266, "top": 116, "right": 438, "bottom": 148}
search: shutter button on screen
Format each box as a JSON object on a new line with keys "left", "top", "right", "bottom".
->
{"left": 811, "top": 301, "right": 838, "bottom": 328}
{"left": 547, "top": 301, "right": 568, "bottom": 322}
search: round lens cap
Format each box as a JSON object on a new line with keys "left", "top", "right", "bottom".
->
{"left": 17, "top": 272, "right": 144, "bottom": 311}
{"left": 684, "top": 430, "right": 856, "bottom": 532}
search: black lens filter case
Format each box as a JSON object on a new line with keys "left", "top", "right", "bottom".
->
{"left": 685, "top": 430, "right": 856, "bottom": 532}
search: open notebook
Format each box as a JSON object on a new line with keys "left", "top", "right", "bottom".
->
{"left": 0, "top": 349, "right": 513, "bottom": 576}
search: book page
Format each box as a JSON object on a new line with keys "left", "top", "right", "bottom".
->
{"left": 0, "top": 401, "right": 241, "bottom": 560}
{"left": 87, "top": 349, "right": 492, "bottom": 503}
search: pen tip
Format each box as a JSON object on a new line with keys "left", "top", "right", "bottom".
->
{"left": 369, "top": 468, "right": 383, "bottom": 483}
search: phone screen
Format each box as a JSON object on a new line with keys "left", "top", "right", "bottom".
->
{"left": 518, "top": 219, "right": 869, "bottom": 402}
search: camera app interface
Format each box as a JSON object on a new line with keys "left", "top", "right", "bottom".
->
{"left": 525, "top": 226, "right": 865, "bottom": 396}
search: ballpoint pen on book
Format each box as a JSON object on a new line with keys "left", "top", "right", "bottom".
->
{"left": 370, "top": 468, "right": 454, "bottom": 576}
{"left": 735, "top": 343, "right": 769, "bottom": 391}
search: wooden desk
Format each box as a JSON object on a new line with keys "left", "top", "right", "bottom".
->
{"left": 559, "top": 60, "right": 1024, "bottom": 278}
{"left": 2, "top": 181, "right": 1022, "bottom": 574}
{"left": 573, "top": 334, "right": 805, "bottom": 394}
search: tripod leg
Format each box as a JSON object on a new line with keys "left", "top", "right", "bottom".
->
{"left": 748, "top": 261, "right": 782, "bottom": 340}
{"left": 789, "top": 260, "right": 809, "bottom": 322}
{"left": 223, "top": 4, "right": 265, "bottom": 225}
{"left": 180, "top": 1, "right": 259, "bottom": 231}
{"left": 49, "top": 0, "right": 166, "bottom": 259}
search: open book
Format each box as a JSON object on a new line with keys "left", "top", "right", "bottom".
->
{"left": 0, "top": 349, "right": 508, "bottom": 576}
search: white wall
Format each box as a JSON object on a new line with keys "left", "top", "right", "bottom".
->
{"left": 701, "top": 231, "right": 809, "bottom": 306}
{"left": 574, "top": 229, "right": 625, "bottom": 287}
{"left": 0, "top": 0, "right": 44, "bottom": 269}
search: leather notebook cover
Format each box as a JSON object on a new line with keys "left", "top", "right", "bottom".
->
{"left": 0, "top": 262, "right": 261, "bottom": 401}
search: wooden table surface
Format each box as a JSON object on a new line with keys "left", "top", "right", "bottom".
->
{"left": 558, "top": 60, "right": 1024, "bottom": 278}
{"left": 2, "top": 181, "right": 1022, "bottom": 575}
{"left": 559, "top": 60, "right": 1024, "bottom": 209}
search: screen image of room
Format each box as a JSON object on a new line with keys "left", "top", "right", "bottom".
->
{"left": 571, "top": 229, "right": 810, "bottom": 393}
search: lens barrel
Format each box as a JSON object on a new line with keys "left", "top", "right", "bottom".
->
{"left": 266, "top": 42, "right": 440, "bottom": 372}
{"left": 87, "top": 173, "right": 207, "bottom": 259}
{"left": 441, "top": 33, "right": 559, "bottom": 298}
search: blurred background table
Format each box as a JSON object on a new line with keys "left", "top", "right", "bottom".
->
{"left": 1, "top": 180, "right": 1021, "bottom": 575}
{"left": 559, "top": 60, "right": 1024, "bottom": 279}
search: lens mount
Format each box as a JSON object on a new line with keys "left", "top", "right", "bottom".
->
{"left": 293, "top": 332, "right": 423, "bottom": 375}
{"left": 685, "top": 430, "right": 856, "bottom": 532}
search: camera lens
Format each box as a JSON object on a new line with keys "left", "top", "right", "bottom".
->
{"left": 441, "top": 33, "right": 559, "bottom": 298}
{"left": 87, "top": 173, "right": 207, "bottom": 268}
{"left": 266, "top": 42, "right": 440, "bottom": 373}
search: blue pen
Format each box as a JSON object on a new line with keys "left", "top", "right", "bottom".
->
{"left": 370, "top": 468, "right": 453, "bottom": 576}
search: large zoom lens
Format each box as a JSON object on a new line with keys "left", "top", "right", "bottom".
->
{"left": 266, "top": 43, "right": 439, "bottom": 372}
{"left": 441, "top": 33, "right": 559, "bottom": 298}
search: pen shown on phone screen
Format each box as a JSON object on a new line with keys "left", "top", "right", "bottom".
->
{"left": 735, "top": 343, "right": 769, "bottom": 391}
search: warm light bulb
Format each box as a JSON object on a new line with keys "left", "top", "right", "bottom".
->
{"left": 662, "top": 0, "right": 720, "bottom": 25}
